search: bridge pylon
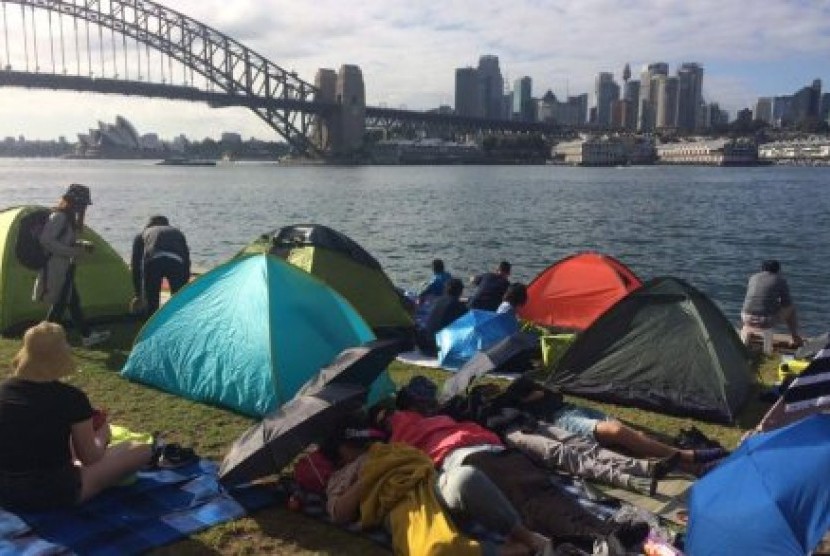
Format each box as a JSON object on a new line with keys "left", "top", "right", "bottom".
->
{"left": 312, "top": 65, "right": 366, "bottom": 159}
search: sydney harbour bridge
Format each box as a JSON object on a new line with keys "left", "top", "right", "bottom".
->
{"left": 0, "top": 0, "right": 564, "bottom": 159}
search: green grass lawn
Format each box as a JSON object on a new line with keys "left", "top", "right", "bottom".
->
{"left": 0, "top": 323, "right": 781, "bottom": 555}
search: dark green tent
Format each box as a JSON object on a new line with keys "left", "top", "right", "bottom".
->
{"left": 548, "top": 277, "right": 751, "bottom": 423}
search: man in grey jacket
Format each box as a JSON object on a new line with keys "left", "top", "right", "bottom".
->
{"left": 131, "top": 215, "right": 191, "bottom": 316}
{"left": 741, "top": 260, "right": 803, "bottom": 347}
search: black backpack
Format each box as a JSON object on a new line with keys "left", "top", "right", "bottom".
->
{"left": 15, "top": 209, "right": 68, "bottom": 271}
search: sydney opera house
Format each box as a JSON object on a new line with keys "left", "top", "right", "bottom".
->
{"left": 74, "top": 116, "right": 162, "bottom": 158}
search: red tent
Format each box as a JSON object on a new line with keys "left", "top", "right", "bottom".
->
{"left": 519, "top": 252, "right": 641, "bottom": 330}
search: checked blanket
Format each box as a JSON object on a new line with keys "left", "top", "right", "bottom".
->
{"left": 1, "top": 459, "right": 270, "bottom": 556}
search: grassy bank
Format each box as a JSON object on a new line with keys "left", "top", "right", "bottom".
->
{"left": 0, "top": 324, "right": 779, "bottom": 555}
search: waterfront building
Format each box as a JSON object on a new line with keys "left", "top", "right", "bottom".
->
{"left": 655, "top": 75, "right": 679, "bottom": 130}
{"left": 759, "top": 138, "right": 830, "bottom": 163}
{"left": 551, "top": 137, "right": 627, "bottom": 166}
{"left": 755, "top": 98, "right": 773, "bottom": 124}
{"left": 821, "top": 93, "right": 830, "bottom": 122}
{"left": 512, "top": 76, "right": 534, "bottom": 122}
{"left": 478, "top": 55, "right": 504, "bottom": 120}
{"left": 677, "top": 63, "right": 704, "bottom": 132}
{"left": 656, "top": 139, "right": 758, "bottom": 165}
{"left": 455, "top": 67, "right": 482, "bottom": 118}
{"left": 75, "top": 115, "right": 144, "bottom": 158}
{"left": 594, "top": 72, "right": 620, "bottom": 128}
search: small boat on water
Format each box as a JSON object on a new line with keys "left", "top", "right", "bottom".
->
{"left": 156, "top": 158, "right": 217, "bottom": 167}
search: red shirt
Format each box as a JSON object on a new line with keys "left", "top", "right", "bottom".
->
{"left": 389, "top": 410, "right": 503, "bottom": 466}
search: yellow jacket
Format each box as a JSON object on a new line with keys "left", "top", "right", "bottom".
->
{"left": 359, "top": 442, "right": 482, "bottom": 556}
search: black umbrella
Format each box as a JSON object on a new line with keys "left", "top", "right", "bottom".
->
{"left": 219, "top": 383, "right": 366, "bottom": 487}
{"left": 440, "top": 331, "right": 540, "bottom": 401}
{"left": 296, "top": 338, "right": 403, "bottom": 398}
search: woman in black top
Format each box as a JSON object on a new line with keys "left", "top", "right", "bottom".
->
{"left": 0, "top": 322, "right": 152, "bottom": 511}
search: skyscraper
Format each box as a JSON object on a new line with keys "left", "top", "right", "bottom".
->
{"left": 512, "top": 76, "right": 533, "bottom": 121}
{"left": 455, "top": 67, "right": 481, "bottom": 117}
{"left": 478, "top": 55, "right": 504, "bottom": 120}
{"left": 624, "top": 80, "right": 640, "bottom": 130}
{"left": 676, "top": 63, "right": 704, "bottom": 132}
{"left": 655, "top": 75, "right": 679, "bottom": 129}
{"left": 595, "top": 72, "right": 620, "bottom": 128}
{"left": 638, "top": 62, "right": 668, "bottom": 131}
{"left": 755, "top": 97, "right": 773, "bottom": 124}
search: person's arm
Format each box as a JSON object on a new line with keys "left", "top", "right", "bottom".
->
{"left": 71, "top": 419, "right": 111, "bottom": 465}
{"left": 131, "top": 234, "right": 144, "bottom": 296}
{"left": 40, "top": 212, "right": 84, "bottom": 258}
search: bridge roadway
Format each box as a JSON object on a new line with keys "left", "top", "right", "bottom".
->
{"left": 0, "top": 70, "right": 563, "bottom": 134}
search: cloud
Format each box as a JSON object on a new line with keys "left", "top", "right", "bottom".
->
{"left": 0, "top": 0, "right": 828, "bottom": 139}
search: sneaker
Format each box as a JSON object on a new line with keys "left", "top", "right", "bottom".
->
{"left": 82, "top": 329, "right": 111, "bottom": 348}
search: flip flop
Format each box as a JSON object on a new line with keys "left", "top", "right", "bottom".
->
{"left": 158, "top": 444, "right": 197, "bottom": 469}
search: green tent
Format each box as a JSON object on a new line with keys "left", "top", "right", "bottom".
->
{"left": 0, "top": 206, "right": 133, "bottom": 334}
{"left": 239, "top": 224, "right": 414, "bottom": 338}
{"left": 548, "top": 277, "right": 751, "bottom": 423}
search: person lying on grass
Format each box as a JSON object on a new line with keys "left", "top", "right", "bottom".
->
{"left": 0, "top": 322, "right": 190, "bottom": 511}
{"left": 370, "top": 395, "right": 650, "bottom": 555}
{"left": 320, "top": 417, "right": 553, "bottom": 556}
{"left": 487, "top": 377, "right": 728, "bottom": 476}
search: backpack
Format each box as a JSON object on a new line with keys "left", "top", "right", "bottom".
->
{"left": 14, "top": 209, "right": 68, "bottom": 271}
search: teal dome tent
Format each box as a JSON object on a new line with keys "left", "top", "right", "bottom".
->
{"left": 122, "top": 254, "right": 393, "bottom": 417}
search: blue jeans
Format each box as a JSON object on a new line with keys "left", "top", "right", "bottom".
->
{"left": 550, "top": 405, "right": 611, "bottom": 439}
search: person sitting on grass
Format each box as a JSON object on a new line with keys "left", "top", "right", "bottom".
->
{"left": 497, "top": 283, "right": 529, "bottom": 320}
{"left": 321, "top": 416, "right": 552, "bottom": 556}
{"left": 0, "top": 322, "right": 186, "bottom": 511}
{"left": 418, "top": 258, "right": 453, "bottom": 306}
{"left": 416, "top": 278, "right": 468, "bottom": 356}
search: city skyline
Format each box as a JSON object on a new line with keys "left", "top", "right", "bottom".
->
{"left": 0, "top": 0, "right": 827, "bottom": 140}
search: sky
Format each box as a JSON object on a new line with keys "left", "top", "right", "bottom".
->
{"left": 1, "top": 0, "right": 828, "bottom": 141}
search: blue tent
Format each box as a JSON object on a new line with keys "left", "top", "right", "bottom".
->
{"left": 122, "top": 254, "right": 394, "bottom": 417}
{"left": 686, "top": 414, "right": 830, "bottom": 555}
{"left": 436, "top": 310, "right": 519, "bottom": 369}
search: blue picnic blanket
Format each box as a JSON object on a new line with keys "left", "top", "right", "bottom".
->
{"left": 0, "top": 459, "right": 271, "bottom": 556}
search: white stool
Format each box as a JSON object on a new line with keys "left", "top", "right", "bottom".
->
{"left": 740, "top": 324, "right": 774, "bottom": 355}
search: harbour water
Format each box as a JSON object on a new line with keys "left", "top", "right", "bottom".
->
{"left": 1, "top": 159, "right": 827, "bottom": 334}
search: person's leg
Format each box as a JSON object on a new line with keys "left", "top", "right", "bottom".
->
{"left": 45, "top": 269, "right": 73, "bottom": 324}
{"left": 165, "top": 259, "right": 189, "bottom": 294}
{"left": 66, "top": 283, "right": 92, "bottom": 338}
{"left": 594, "top": 419, "right": 688, "bottom": 460}
{"left": 506, "top": 425, "right": 653, "bottom": 489}
{"left": 143, "top": 259, "right": 164, "bottom": 316}
{"left": 780, "top": 305, "right": 802, "bottom": 345}
{"left": 78, "top": 442, "right": 153, "bottom": 502}
{"left": 466, "top": 451, "right": 612, "bottom": 550}
{"left": 438, "top": 464, "right": 549, "bottom": 555}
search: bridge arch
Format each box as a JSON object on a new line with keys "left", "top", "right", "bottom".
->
{"left": 0, "top": 0, "right": 325, "bottom": 155}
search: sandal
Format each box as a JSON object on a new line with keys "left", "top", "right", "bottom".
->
{"left": 157, "top": 444, "right": 197, "bottom": 469}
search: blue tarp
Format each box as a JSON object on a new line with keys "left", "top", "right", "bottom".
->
{"left": 436, "top": 309, "right": 519, "bottom": 370}
{"left": 122, "top": 254, "right": 393, "bottom": 417}
{"left": 686, "top": 414, "right": 830, "bottom": 555}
